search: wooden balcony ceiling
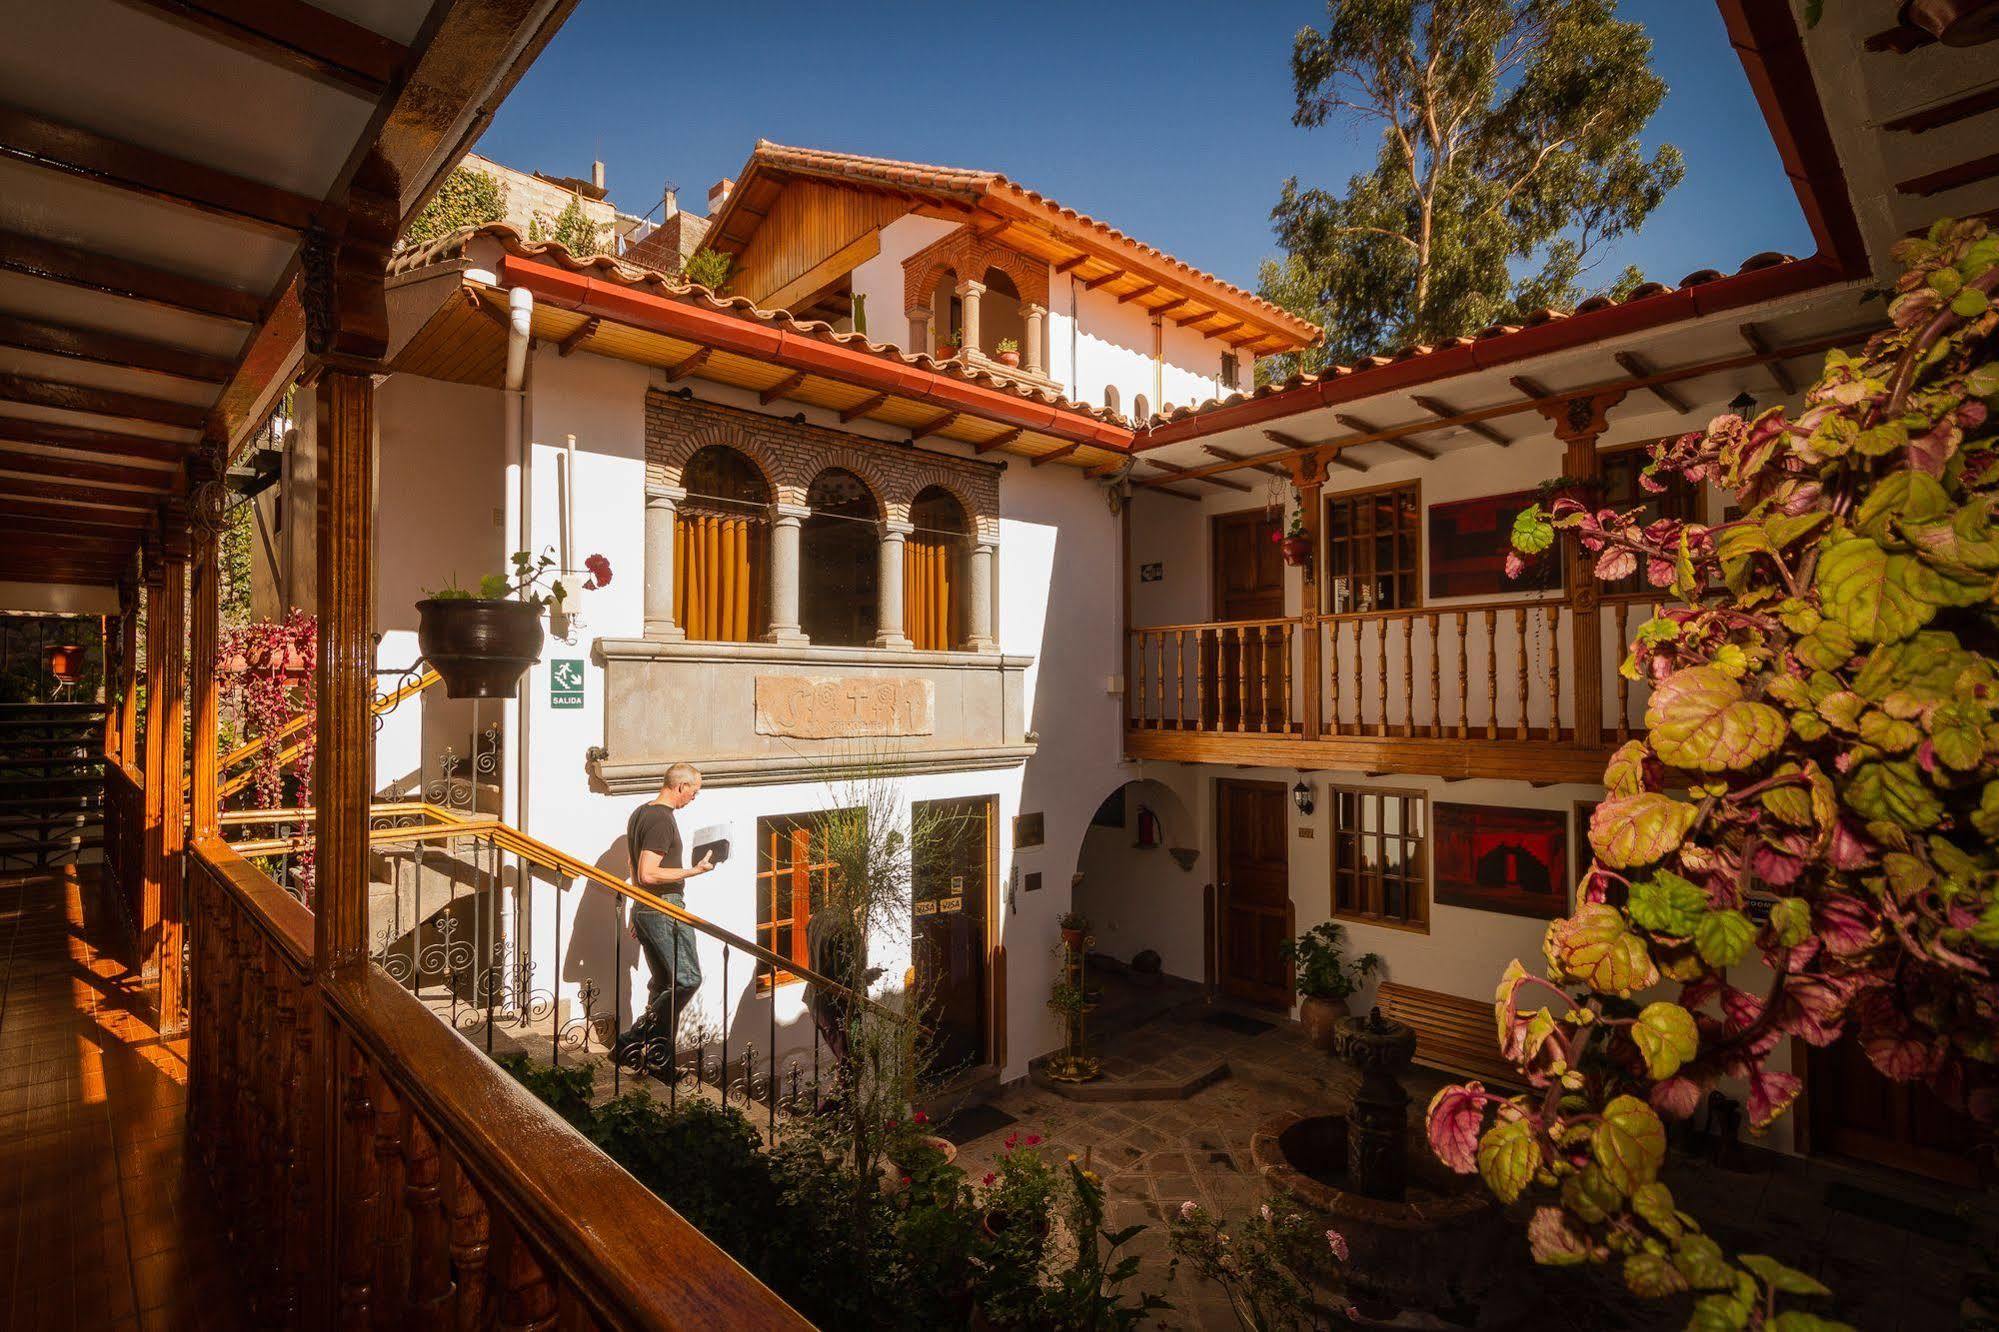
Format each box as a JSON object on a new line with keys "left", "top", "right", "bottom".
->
{"left": 0, "top": 0, "right": 577, "bottom": 593}
{"left": 386, "top": 224, "right": 1138, "bottom": 471}
{"left": 702, "top": 141, "right": 1323, "bottom": 356}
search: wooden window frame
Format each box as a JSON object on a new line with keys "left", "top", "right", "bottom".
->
{"left": 1321, "top": 478, "right": 1422, "bottom": 617}
{"left": 1328, "top": 782, "right": 1429, "bottom": 933}
{"left": 754, "top": 810, "right": 848, "bottom": 989}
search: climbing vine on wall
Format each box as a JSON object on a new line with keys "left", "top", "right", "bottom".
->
{"left": 1428, "top": 219, "right": 1999, "bottom": 1330}
{"left": 401, "top": 166, "right": 508, "bottom": 249}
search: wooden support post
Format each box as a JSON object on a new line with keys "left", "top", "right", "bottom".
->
{"left": 1297, "top": 468, "right": 1323, "bottom": 740}
{"left": 1535, "top": 390, "right": 1626, "bottom": 750}
{"left": 189, "top": 462, "right": 221, "bottom": 844}
{"left": 145, "top": 518, "right": 188, "bottom": 1025}
{"left": 116, "top": 588, "right": 138, "bottom": 765}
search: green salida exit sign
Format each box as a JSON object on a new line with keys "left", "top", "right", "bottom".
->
{"left": 550, "top": 659, "right": 585, "bottom": 709}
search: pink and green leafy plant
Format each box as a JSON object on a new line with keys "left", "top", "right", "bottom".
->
{"left": 217, "top": 610, "right": 318, "bottom": 892}
{"left": 1429, "top": 218, "right": 1999, "bottom": 1330}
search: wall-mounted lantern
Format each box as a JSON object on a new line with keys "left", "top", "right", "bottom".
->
{"left": 1292, "top": 779, "right": 1315, "bottom": 816}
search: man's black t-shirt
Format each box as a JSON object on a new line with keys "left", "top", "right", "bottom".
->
{"left": 627, "top": 801, "right": 682, "bottom": 887}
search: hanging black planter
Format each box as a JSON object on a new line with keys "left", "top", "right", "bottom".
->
{"left": 416, "top": 598, "right": 545, "bottom": 699}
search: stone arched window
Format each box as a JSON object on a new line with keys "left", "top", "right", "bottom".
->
{"left": 800, "top": 467, "right": 881, "bottom": 647}
{"left": 678, "top": 445, "right": 769, "bottom": 642}
{"left": 907, "top": 486, "right": 970, "bottom": 652}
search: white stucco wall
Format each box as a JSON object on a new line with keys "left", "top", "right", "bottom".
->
{"left": 1046, "top": 272, "right": 1237, "bottom": 419}
{"left": 849, "top": 214, "right": 959, "bottom": 345}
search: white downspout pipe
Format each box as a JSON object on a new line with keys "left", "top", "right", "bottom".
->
{"left": 502, "top": 284, "right": 533, "bottom": 837}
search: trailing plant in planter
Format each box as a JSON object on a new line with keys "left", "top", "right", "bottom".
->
{"left": 1279, "top": 922, "right": 1381, "bottom": 1049}
{"left": 418, "top": 548, "right": 610, "bottom": 698}
{"left": 1274, "top": 497, "right": 1313, "bottom": 566}
{"left": 995, "top": 336, "right": 1021, "bottom": 368}
{"left": 217, "top": 611, "right": 318, "bottom": 894}
{"left": 1433, "top": 219, "right": 1999, "bottom": 1329}
{"left": 1058, "top": 910, "right": 1089, "bottom": 949}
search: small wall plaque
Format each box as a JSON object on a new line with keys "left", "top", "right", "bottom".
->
{"left": 1139, "top": 562, "right": 1164, "bottom": 583}
{"left": 1023, "top": 871, "right": 1043, "bottom": 893}
{"left": 754, "top": 675, "right": 935, "bottom": 739}
{"left": 940, "top": 895, "right": 963, "bottom": 914}
{"left": 1014, "top": 811, "right": 1044, "bottom": 848}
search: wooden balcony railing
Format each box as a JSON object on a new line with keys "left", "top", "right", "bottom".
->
{"left": 105, "top": 760, "right": 144, "bottom": 928}
{"left": 1126, "top": 596, "right": 1664, "bottom": 769}
{"left": 187, "top": 836, "right": 811, "bottom": 1328}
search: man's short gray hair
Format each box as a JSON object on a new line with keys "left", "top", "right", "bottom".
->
{"left": 663, "top": 762, "right": 702, "bottom": 791}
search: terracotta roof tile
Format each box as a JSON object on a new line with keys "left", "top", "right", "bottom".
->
{"left": 392, "top": 223, "right": 1130, "bottom": 430}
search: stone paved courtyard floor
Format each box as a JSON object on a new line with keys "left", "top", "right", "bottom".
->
{"left": 947, "top": 989, "right": 1994, "bottom": 1331}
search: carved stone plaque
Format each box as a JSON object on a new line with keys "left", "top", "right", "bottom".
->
{"left": 754, "top": 675, "right": 936, "bottom": 740}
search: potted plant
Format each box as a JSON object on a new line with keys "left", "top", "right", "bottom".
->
{"left": 1057, "top": 910, "right": 1089, "bottom": 950}
{"left": 994, "top": 337, "right": 1020, "bottom": 368}
{"left": 975, "top": 1133, "right": 1058, "bottom": 1242}
{"left": 935, "top": 328, "right": 963, "bottom": 359}
{"left": 1047, "top": 977, "right": 1086, "bottom": 1020}
{"left": 417, "top": 549, "right": 611, "bottom": 699}
{"left": 1278, "top": 922, "right": 1381, "bottom": 1050}
{"left": 1273, "top": 498, "right": 1312, "bottom": 567}
{"left": 881, "top": 1109, "right": 958, "bottom": 1194}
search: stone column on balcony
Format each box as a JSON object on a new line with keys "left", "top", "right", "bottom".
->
{"left": 643, "top": 485, "right": 686, "bottom": 641}
{"left": 873, "top": 518, "right": 914, "bottom": 650}
{"left": 965, "top": 541, "right": 997, "bottom": 652}
{"left": 764, "top": 501, "right": 811, "bottom": 645}
{"left": 907, "top": 307, "right": 931, "bottom": 357}
{"left": 956, "top": 279, "right": 985, "bottom": 356}
{"left": 1023, "top": 303, "right": 1047, "bottom": 376}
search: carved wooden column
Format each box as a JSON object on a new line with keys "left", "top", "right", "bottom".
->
{"left": 189, "top": 445, "right": 224, "bottom": 844}
{"left": 115, "top": 585, "right": 138, "bottom": 763}
{"left": 1295, "top": 458, "right": 1325, "bottom": 740}
{"left": 147, "top": 512, "right": 189, "bottom": 1025}
{"left": 1535, "top": 389, "right": 1627, "bottom": 749}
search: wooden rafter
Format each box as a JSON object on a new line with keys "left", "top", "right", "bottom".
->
{"left": 1263, "top": 428, "right": 1368, "bottom": 476}
{"left": 0, "top": 311, "right": 233, "bottom": 384}
{"left": 909, "top": 410, "right": 958, "bottom": 442}
{"left": 662, "top": 346, "right": 712, "bottom": 382}
{"left": 758, "top": 370, "right": 807, "bottom": 404}
{"left": 1052, "top": 255, "right": 1089, "bottom": 276}
{"left": 1411, "top": 395, "right": 1508, "bottom": 447}
{"left": 0, "top": 371, "right": 206, "bottom": 430}
{"left": 1202, "top": 444, "right": 1287, "bottom": 478}
{"left": 1881, "top": 86, "right": 1999, "bottom": 135}
{"left": 1152, "top": 298, "right": 1196, "bottom": 320}
{"left": 1896, "top": 152, "right": 1999, "bottom": 198}
{"left": 973, "top": 427, "right": 1024, "bottom": 455}
{"left": 1145, "top": 458, "right": 1249, "bottom": 492}
{"left": 1081, "top": 270, "right": 1124, "bottom": 291}
{"left": 1201, "top": 319, "right": 1244, "bottom": 340}
{"left": 0, "top": 227, "right": 261, "bottom": 324}
{"left": 556, "top": 317, "right": 600, "bottom": 357}
{"left": 0, "top": 448, "right": 174, "bottom": 490}
{"left": 0, "top": 103, "right": 323, "bottom": 236}
{"left": 1612, "top": 353, "right": 1689, "bottom": 413}
{"left": 1335, "top": 413, "right": 1437, "bottom": 461}
{"left": 1738, "top": 322, "right": 1795, "bottom": 394}
{"left": 0, "top": 412, "right": 183, "bottom": 464}
{"left": 115, "top": 0, "right": 408, "bottom": 99}
{"left": 0, "top": 475, "right": 159, "bottom": 508}
{"left": 0, "top": 497, "right": 150, "bottom": 528}
{"left": 1031, "top": 442, "right": 1081, "bottom": 467}
{"left": 1117, "top": 283, "right": 1159, "bottom": 306}
{"left": 1170, "top": 305, "right": 1218, "bottom": 328}
{"left": 839, "top": 391, "right": 888, "bottom": 423}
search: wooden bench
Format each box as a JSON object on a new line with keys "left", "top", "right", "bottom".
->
{"left": 1375, "top": 981, "right": 1525, "bottom": 1088}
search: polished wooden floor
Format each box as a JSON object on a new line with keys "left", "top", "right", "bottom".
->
{"left": 0, "top": 867, "right": 246, "bottom": 1331}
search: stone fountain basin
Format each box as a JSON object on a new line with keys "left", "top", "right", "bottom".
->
{"left": 1251, "top": 1111, "right": 1508, "bottom": 1324}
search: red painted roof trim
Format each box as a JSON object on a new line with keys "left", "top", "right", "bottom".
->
{"left": 499, "top": 255, "right": 1136, "bottom": 453}
{"left": 1142, "top": 0, "right": 1870, "bottom": 450}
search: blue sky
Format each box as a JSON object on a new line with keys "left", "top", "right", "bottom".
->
{"left": 477, "top": 0, "right": 1809, "bottom": 296}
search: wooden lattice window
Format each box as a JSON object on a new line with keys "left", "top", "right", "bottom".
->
{"left": 1330, "top": 784, "right": 1428, "bottom": 930}
{"left": 906, "top": 486, "right": 968, "bottom": 652}
{"left": 675, "top": 445, "right": 769, "bottom": 642}
{"left": 755, "top": 811, "right": 845, "bottom": 987}
{"left": 1597, "top": 443, "right": 1699, "bottom": 598}
{"left": 1323, "top": 482, "right": 1420, "bottom": 614}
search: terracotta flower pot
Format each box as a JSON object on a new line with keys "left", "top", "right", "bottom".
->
{"left": 1298, "top": 994, "right": 1349, "bottom": 1051}
{"left": 1061, "top": 927, "right": 1085, "bottom": 949}
{"left": 996, "top": 350, "right": 1020, "bottom": 367}
{"left": 881, "top": 1134, "right": 958, "bottom": 1193}
{"left": 1279, "top": 534, "right": 1313, "bottom": 567}
{"left": 416, "top": 598, "right": 544, "bottom": 699}
{"left": 43, "top": 644, "right": 85, "bottom": 683}
{"left": 936, "top": 344, "right": 960, "bottom": 360}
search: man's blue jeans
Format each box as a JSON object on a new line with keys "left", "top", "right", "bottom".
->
{"left": 624, "top": 895, "right": 703, "bottom": 1049}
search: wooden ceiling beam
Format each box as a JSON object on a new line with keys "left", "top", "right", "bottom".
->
{"left": 1151, "top": 298, "right": 1197, "bottom": 321}
{"left": 0, "top": 311, "right": 233, "bottom": 384}
{"left": 1411, "top": 394, "right": 1509, "bottom": 446}
{"left": 0, "top": 497, "right": 151, "bottom": 528}
{"left": 0, "top": 103, "right": 324, "bottom": 236}
{"left": 909, "top": 410, "right": 958, "bottom": 442}
{"left": 555, "top": 317, "right": 600, "bottom": 357}
{"left": 1117, "top": 283, "right": 1160, "bottom": 306}
{"left": 1896, "top": 151, "right": 1999, "bottom": 198}
{"left": 1335, "top": 413, "right": 1438, "bottom": 461}
{"left": 113, "top": 0, "right": 407, "bottom": 99}
{"left": 1080, "top": 270, "right": 1124, "bottom": 291}
{"left": 973, "top": 428, "right": 1024, "bottom": 455}
{"left": 1, "top": 514, "right": 141, "bottom": 544}
{"left": 758, "top": 370, "right": 807, "bottom": 405}
{"left": 0, "top": 227, "right": 261, "bottom": 324}
{"left": 1202, "top": 319, "right": 1244, "bottom": 340}
{"left": 1612, "top": 353, "right": 1690, "bottom": 414}
{"left": 1202, "top": 444, "right": 1287, "bottom": 478}
{"left": 0, "top": 413, "right": 184, "bottom": 464}
{"left": 0, "top": 448, "right": 174, "bottom": 490}
{"left": 0, "top": 475, "right": 159, "bottom": 508}
{"left": 0, "top": 371, "right": 206, "bottom": 430}
{"left": 1738, "top": 322, "right": 1796, "bottom": 395}
{"left": 661, "top": 346, "right": 712, "bottom": 382}
{"left": 1052, "top": 255, "right": 1089, "bottom": 276}
{"left": 1031, "top": 443, "right": 1081, "bottom": 467}
{"left": 1171, "top": 306, "right": 1219, "bottom": 327}
{"left": 839, "top": 391, "right": 889, "bottom": 423}
{"left": 1881, "top": 86, "right": 1999, "bottom": 135}
{"left": 1145, "top": 459, "right": 1250, "bottom": 493}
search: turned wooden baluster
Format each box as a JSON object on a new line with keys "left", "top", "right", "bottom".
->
{"left": 1194, "top": 628, "right": 1207, "bottom": 731}
{"left": 281, "top": 992, "right": 313, "bottom": 1325}
{"left": 1175, "top": 628, "right": 1186, "bottom": 728}
{"left": 1254, "top": 626, "right": 1270, "bottom": 734}
{"left": 1234, "top": 625, "right": 1249, "bottom": 734}
{"left": 1483, "top": 609, "right": 1499, "bottom": 739}
{"left": 1372, "top": 620, "right": 1387, "bottom": 736}
{"left": 1546, "top": 604, "right": 1562, "bottom": 742}
{"left": 1454, "top": 611, "right": 1468, "bottom": 738}
{"left": 373, "top": 1075, "right": 410, "bottom": 1326}
{"left": 1326, "top": 621, "right": 1340, "bottom": 736}
{"left": 1133, "top": 632, "right": 1147, "bottom": 729}
{"left": 498, "top": 1231, "right": 559, "bottom": 1332}
{"left": 1400, "top": 618, "right": 1415, "bottom": 737}
{"left": 1426, "top": 613, "right": 1442, "bottom": 738}
{"left": 339, "top": 1043, "right": 380, "bottom": 1328}
{"left": 1282, "top": 623, "right": 1294, "bottom": 733}
{"left": 1514, "top": 608, "right": 1531, "bottom": 741}
{"left": 450, "top": 1163, "right": 492, "bottom": 1332}
{"left": 1615, "top": 603, "right": 1632, "bottom": 742}
{"left": 405, "top": 1117, "right": 454, "bottom": 1320}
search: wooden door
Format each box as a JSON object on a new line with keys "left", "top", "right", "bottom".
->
{"left": 1216, "top": 779, "right": 1291, "bottom": 1008}
{"left": 1206, "top": 510, "right": 1287, "bottom": 731}
{"left": 911, "top": 796, "right": 995, "bottom": 1077}
{"left": 1807, "top": 1037, "right": 1989, "bottom": 1184}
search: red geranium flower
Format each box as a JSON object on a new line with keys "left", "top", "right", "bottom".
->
{"left": 583, "top": 553, "right": 613, "bottom": 590}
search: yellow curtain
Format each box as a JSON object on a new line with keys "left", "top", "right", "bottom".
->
{"left": 675, "top": 512, "right": 766, "bottom": 642}
{"left": 905, "top": 535, "right": 955, "bottom": 651}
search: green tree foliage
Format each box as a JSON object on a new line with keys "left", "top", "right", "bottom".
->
{"left": 683, "top": 248, "right": 733, "bottom": 291}
{"left": 400, "top": 166, "right": 507, "bottom": 249}
{"left": 1259, "top": 0, "right": 1683, "bottom": 376}
{"left": 529, "top": 196, "right": 609, "bottom": 259}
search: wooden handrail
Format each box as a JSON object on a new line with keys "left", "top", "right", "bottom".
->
{"left": 1128, "top": 615, "right": 1302, "bottom": 633}
{"left": 1321, "top": 594, "right": 1566, "bottom": 623}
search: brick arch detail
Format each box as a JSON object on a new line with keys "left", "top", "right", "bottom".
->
{"left": 901, "top": 227, "right": 1050, "bottom": 313}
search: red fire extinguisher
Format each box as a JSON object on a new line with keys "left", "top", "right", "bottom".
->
{"left": 1135, "top": 805, "right": 1161, "bottom": 849}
